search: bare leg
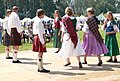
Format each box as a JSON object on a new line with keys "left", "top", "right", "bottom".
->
{"left": 77, "top": 56, "right": 83, "bottom": 68}
{"left": 64, "top": 58, "right": 71, "bottom": 66}
{"left": 97, "top": 55, "right": 103, "bottom": 66}
{"left": 114, "top": 56, "right": 117, "bottom": 63}
{"left": 82, "top": 54, "right": 87, "bottom": 64}
{"left": 106, "top": 56, "right": 113, "bottom": 62}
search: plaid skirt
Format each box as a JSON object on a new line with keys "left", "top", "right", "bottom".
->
{"left": 32, "top": 35, "right": 47, "bottom": 53}
{"left": 11, "top": 28, "right": 21, "bottom": 45}
{"left": 3, "top": 30, "right": 11, "bottom": 46}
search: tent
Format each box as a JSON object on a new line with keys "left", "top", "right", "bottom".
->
{"left": 97, "top": 13, "right": 105, "bottom": 21}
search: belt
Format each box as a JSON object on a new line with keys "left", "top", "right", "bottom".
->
{"left": 33, "top": 34, "right": 38, "bottom": 36}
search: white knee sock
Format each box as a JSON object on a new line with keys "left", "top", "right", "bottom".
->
{"left": 13, "top": 50, "right": 18, "bottom": 61}
{"left": 6, "top": 48, "right": 10, "bottom": 57}
{"left": 38, "top": 57, "right": 43, "bottom": 70}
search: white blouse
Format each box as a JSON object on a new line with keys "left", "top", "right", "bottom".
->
{"left": 82, "top": 18, "right": 89, "bottom": 33}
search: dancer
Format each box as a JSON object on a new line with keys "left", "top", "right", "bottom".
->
{"left": 58, "top": 7, "right": 84, "bottom": 68}
{"left": 53, "top": 10, "right": 62, "bottom": 53}
{"left": 8, "top": 6, "right": 23, "bottom": 63}
{"left": 82, "top": 7, "right": 108, "bottom": 66}
{"left": 3, "top": 9, "right": 12, "bottom": 59}
{"left": 102, "top": 11, "right": 120, "bottom": 62}
{"left": 33, "top": 9, "right": 50, "bottom": 73}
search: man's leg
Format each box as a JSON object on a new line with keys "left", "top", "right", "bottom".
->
{"left": 12, "top": 45, "right": 22, "bottom": 63}
{"left": 37, "top": 52, "right": 50, "bottom": 73}
{"left": 6, "top": 46, "right": 13, "bottom": 59}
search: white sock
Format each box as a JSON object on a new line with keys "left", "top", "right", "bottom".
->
{"left": 38, "top": 57, "right": 43, "bottom": 70}
{"left": 6, "top": 48, "right": 10, "bottom": 57}
{"left": 13, "top": 50, "right": 18, "bottom": 61}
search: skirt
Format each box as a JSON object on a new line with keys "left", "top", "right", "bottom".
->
{"left": 53, "top": 28, "right": 62, "bottom": 48}
{"left": 10, "top": 28, "right": 21, "bottom": 45}
{"left": 32, "top": 35, "right": 47, "bottom": 53}
{"left": 58, "top": 33, "right": 84, "bottom": 58}
{"left": 105, "top": 34, "right": 120, "bottom": 56}
{"left": 3, "top": 30, "right": 11, "bottom": 46}
{"left": 82, "top": 32, "right": 108, "bottom": 56}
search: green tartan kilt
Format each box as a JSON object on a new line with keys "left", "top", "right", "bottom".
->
{"left": 53, "top": 29, "right": 62, "bottom": 48}
{"left": 105, "top": 34, "right": 120, "bottom": 56}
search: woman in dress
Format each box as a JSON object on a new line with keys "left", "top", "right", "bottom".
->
{"left": 53, "top": 10, "right": 62, "bottom": 53}
{"left": 58, "top": 7, "right": 84, "bottom": 68}
{"left": 82, "top": 7, "right": 108, "bottom": 66}
{"left": 102, "top": 11, "right": 120, "bottom": 62}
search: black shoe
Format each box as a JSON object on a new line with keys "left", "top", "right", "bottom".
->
{"left": 12, "top": 60, "right": 22, "bottom": 63}
{"left": 82, "top": 61, "right": 87, "bottom": 64}
{"left": 97, "top": 61, "right": 103, "bottom": 66}
{"left": 38, "top": 68, "right": 50, "bottom": 73}
{"left": 6, "top": 57, "right": 13, "bottom": 59}
{"left": 64, "top": 62, "right": 71, "bottom": 66}
{"left": 114, "top": 59, "right": 118, "bottom": 63}
{"left": 79, "top": 62, "right": 83, "bottom": 68}
{"left": 54, "top": 50, "right": 59, "bottom": 53}
{"left": 106, "top": 59, "right": 113, "bottom": 62}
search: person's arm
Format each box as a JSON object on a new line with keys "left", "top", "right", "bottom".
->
{"left": 101, "top": 19, "right": 108, "bottom": 30}
{"left": 38, "top": 21, "right": 45, "bottom": 45}
{"left": 16, "top": 15, "right": 22, "bottom": 35}
{"left": 82, "top": 22, "right": 89, "bottom": 33}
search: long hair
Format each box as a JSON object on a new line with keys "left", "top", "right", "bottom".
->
{"left": 54, "top": 10, "right": 60, "bottom": 18}
{"left": 106, "top": 11, "right": 114, "bottom": 20}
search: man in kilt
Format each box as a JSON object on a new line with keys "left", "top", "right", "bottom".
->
{"left": 32, "top": 9, "right": 50, "bottom": 73}
{"left": 8, "top": 6, "right": 23, "bottom": 63}
{"left": 3, "top": 9, "right": 12, "bottom": 59}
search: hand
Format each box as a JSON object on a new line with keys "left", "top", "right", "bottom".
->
{"left": 42, "top": 44, "right": 46, "bottom": 48}
{"left": 61, "top": 38, "right": 63, "bottom": 42}
{"left": 20, "top": 32, "right": 23, "bottom": 38}
{"left": 106, "top": 32, "right": 111, "bottom": 35}
{"left": 58, "top": 31, "right": 61, "bottom": 36}
{"left": 66, "top": 37, "right": 70, "bottom": 41}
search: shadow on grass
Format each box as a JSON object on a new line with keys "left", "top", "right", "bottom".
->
{"left": 49, "top": 71, "right": 85, "bottom": 76}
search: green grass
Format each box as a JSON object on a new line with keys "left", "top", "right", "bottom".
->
{"left": 0, "top": 30, "right": 120, "bottom": 53}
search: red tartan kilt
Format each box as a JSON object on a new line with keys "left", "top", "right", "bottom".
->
{"left": 32, "top": 35, "right": 47, "bottom": 53}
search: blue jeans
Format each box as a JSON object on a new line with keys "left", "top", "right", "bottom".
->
{"left": 0, "top": 32, "right": 2, "bottom": 44}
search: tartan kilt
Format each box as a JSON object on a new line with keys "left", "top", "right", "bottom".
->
{"left": 10, "top": 28, "right": 21, "bottom": 46}
{"left": 32, "top": 35, "right": 47, "bottom": 53}
{"left": 3, "top": 30, "right": 11, "bottom": 46}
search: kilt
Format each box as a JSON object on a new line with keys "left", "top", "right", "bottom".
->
{"left": 3, "top": 30, "right": 11, "bottom": 46}
{"left": 11, "top": 28, "right": 21, "bottom": 45}
{"left": 32, "top": 35, "right": 47, "bottom": 53}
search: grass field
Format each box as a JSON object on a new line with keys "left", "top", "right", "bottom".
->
{"left": 0, "top": 30, "right": 120, "bottom": 53}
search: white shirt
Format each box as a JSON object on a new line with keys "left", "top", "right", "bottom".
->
{"left": 8, "top": 12, "right": 22, "bottom": 35}
{"left": 33, "top": 16, "right": 45, "bottom": 44}
{"left": 82, "top": 18, "right": 89, "bottom": 33}
{"left": 3, "top": 16, "right": 10, "bottom": 34}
